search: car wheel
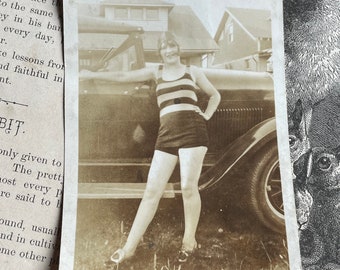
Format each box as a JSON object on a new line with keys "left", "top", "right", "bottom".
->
{"left": 247, "top": 142, "right": 285, "bottom": 233}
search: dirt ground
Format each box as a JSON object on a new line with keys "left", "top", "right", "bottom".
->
{"left": 74, "top": 193, "right": 289, "bottom": 270}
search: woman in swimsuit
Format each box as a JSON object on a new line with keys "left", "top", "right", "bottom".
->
{"left": 80, "top": 32, "right": 221, "bottom": 264}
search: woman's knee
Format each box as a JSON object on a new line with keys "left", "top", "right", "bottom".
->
{"left": 181, "top": 181, "right": 199, "bottom": 198}
{"left": 143, "top": 184, "right": 163, "bottom": 201}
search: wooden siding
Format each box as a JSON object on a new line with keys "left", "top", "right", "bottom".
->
{"left": 214, "top": 17, "right": 257, "bottom": 65}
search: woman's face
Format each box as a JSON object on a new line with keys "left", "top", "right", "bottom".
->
{"left": 159, "top": 40, "right": 180, "bottom": 64}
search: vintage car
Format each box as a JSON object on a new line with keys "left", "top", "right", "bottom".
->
{"left": 77, "top": 16, "right": 284, "bottom": 234}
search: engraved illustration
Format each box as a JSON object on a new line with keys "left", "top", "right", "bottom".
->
{"left": 284, "top": 0, "right": 340, "bottom": 268}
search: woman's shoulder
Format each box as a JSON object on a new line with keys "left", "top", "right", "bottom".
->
{"left": 144, "top": 64, "right": 163, "bottom": 79}
{"left": 188, "top": 65, "right": 203, "bottom": 82}
{"left": 189, "top": 65, "right": 202, "bottom": 74}
{"left": 133, "top": 65, "right": 158, "bottom": 81}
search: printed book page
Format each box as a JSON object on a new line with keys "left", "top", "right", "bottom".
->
{"left": 61, "top": 1, "right": 301, "bottom": 269}
{"left": 0, "top": 0, "right": 63, "bottom": 269}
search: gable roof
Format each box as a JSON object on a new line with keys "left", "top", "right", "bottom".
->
{"left": 215, "top": 8, "right": 271, "bottom": 41}
{"left": 168, "top": 5, "right": 219, "bottom": 53}
{"left": 79, "top": 5, "right": 219, "bottom": 54}
{"left": 141, "top": 6, "right": 219, "bottom": 53}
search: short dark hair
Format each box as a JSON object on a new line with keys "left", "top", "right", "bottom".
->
{"left": 157, "top": 31, "right": 180, "bottom": 54}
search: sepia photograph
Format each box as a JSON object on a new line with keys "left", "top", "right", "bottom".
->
{"left": 61, "top": 1, "right": 295, "bottom": 269}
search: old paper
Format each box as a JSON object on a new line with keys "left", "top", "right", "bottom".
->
{"left": 0, "top": 0, "right": 63, "bottom": 269}
{"left": 61, "top": 0, "right": 300, "bottom": 269}
{"left": 284, "top": 0, "right": 340, "bottom": 269}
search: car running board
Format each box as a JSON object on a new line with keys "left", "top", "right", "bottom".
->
{"left": 78, "top": 183, "right": 179, "bottom": 199}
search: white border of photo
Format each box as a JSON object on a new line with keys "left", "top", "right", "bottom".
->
{"left": 60, "top": 1, "right": 301, "bottom": 269}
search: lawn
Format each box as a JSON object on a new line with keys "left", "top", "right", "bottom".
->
{"left": 74, "top": 196, "right": 289, "bottom": 270}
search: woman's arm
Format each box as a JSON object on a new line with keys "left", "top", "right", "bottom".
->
{"left": 192, "top": 66, "right": 221, "bottom": 120}
{"left": 79, "top": 67, "right": 156, "bottom": 83}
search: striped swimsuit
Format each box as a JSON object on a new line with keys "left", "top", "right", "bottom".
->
{"left": 154, "top": 65, "right": 208, "bottom": 155}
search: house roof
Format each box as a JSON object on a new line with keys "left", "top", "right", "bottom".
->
{"left": 168, "top": 6, "right": 219, "bottom": 53}
{"left": 214, "top": 8, "right": 271, "bottom": 41}
{"left": 79, "top": 5, "right": 219, "bottom": 54}
{"left": 100, "top": 0, "right": 174, "bottom": 8}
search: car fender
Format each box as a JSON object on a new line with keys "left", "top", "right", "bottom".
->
{"left": 198, "top": 117, "right": 277, "bottom": 192}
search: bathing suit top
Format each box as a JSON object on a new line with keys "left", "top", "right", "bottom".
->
{"left": 156, "top": 65, "right": 199, "bottom": 117}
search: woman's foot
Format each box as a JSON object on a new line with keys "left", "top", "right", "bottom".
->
{"left": 110, "top": 248, "right": 134, "bottom": 264}
{"left": 178, "top": 242, "right": 198, "bottom": 263}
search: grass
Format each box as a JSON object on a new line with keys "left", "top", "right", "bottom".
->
{"left": 74, "top": 199, "right": 289, "bottom": 270}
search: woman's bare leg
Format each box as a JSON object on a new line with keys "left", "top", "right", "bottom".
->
{"left": 178, "top": 146, "right": 207, "bottom": 250}
{"left": 121, "top": 150, "right": 178, "bottom": 257}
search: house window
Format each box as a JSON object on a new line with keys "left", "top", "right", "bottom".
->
{"left": 227, "top": 23, "right": 234, "bottom": 43}
{"left": 146, "top": 8, "right": 159, "bottom": 20}
{"left": 131, "top": 8, "right": 143, "bottom": 20}
{"left": 115, "top": 8, "right": 128, "bottom": 19}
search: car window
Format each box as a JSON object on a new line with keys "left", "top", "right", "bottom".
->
{"left": 79, "top": 33, "right": 140, "bottom": 73}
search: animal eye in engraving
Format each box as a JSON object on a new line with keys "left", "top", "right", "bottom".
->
{"left": 316, "top": 156, "right": 332, "bottom": 170}
{"left": 289, "top": 135, "right": 297, "bottom": 147}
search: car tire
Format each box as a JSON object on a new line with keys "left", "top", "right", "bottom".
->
{"left": 247, "top": 142, "right": 285, "bottom": 234}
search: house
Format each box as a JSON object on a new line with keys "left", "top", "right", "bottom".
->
{"left": 213, "top": 8, "right": 272, "bottom": 72}
{"left": 78, "top": 0, "right": 219, "bottom": 67}
{"left": 101, "top": 0, "right": 174, "bottom": 32}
